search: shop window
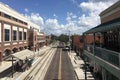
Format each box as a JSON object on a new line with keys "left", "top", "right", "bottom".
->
{"left": 4, "top": 29, "right": 10, "bottom": 41}
{"left": 13, "top": 30, "right": 17, "bottom": 41}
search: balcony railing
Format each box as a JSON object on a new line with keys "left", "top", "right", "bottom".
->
{"left": 85, "top": 45, "right": 120, "bottom": 67}
{"left": 84, "top": 45, "right": 94, "bottom": 54}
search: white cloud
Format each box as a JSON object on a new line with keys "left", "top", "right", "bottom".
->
{"left": 44, "top": 19, "right": 67, "bottom": 35}
{"left": 88, "top": 0, "right": 118, "bottom": 3}
{"left": 25, "top": 13, "right": 44, "bottom": 30}
{"left": 24, "top": 0, "right": 118, "bottom": 35}
{"left": 24, "top": 8, "right": 29, "bottom": 12}
{"left": 70, "top": 0, "right": 79, "bottom": 6}
{"left": 45, "top": 19, "right": 59, "bottom": 30}
{"left": 53, "top": 14, "right": 58, "bottom": 18}
{"left": 66, "top": 12, "right": 77, "bottom": 23}
{"left": 77, "top": 0, "right": 119, "bottom": 34}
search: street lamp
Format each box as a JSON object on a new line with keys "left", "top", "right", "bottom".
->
{"left": 84, "top": 57, "right": 87, "bottom": 80}
{"left": 11, "top": 51, "right": 14, "bottom": 78}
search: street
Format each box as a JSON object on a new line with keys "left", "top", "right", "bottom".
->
{"left": 44, "top": 48, "right": 76, "bottom": 80}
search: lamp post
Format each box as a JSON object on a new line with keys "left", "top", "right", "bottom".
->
{"left": 11, "top": 51, "right": 14, "bottom": 78}
{"left": 84, "top": 57, "right": 87, "bottom": 80}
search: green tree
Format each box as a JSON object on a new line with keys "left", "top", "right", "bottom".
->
{"left": 58, "top": 34, "right": 69, "bottom": 43}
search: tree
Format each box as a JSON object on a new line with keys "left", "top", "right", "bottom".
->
{"left": 58, "top": 34, "right": 69, "bottom": 43}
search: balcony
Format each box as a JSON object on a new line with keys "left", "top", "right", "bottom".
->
{"left": 95, "top": 47, "right": 119, "bottom": 67}
{"left": 85, "top": 45, "right": 120, "bottom": 68}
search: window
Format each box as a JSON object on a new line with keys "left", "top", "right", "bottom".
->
{"left": 13, "top": 30, "right": 17, "bottom": 41}
{"left": 0, "top": 12, "right": 1, "bottom": 16}
{"left": 19, "top": 20, "right": 23, "bottom": 24}
{"left": 4, "top": 29, "right": 10, "bottom": 41}
{"left": 80, "top": 36, "right": 83, "bottom": 43}
{"left": 24, "top": 22, "right": 27, "bottom": 25}
{"left": 24, "top": 32, "right": 26, "bottom": 40}
{"left": 19, "top": 31, "right": 22, "bottom": 40}
{"left": 35, "top": 36, "right": 37, "bottom": 41}
{"left": 4, "top": 14, "right": 11, "bottom": 19}
{"left": 12, "top": 17, "right": 18, "bottom": 22}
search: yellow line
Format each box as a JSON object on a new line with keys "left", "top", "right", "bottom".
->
{"left": 58, "top": 48, "right": 62, "bottom": 79}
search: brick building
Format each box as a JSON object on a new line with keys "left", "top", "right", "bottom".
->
{"left": 0, "top": 2, "right": 28, "bottom": 64}
{"left": 72, "top": 35, "right": 101, "bottom": 57}
{"left": 28, "top": 21, "right": 40, "bottom": 51}
{"left": 71, "top": 35, "right": 83, "bottom": 56}
{"left": 37, "top": 32, "right": 46, "bottom": 48}
{"left": 0, "top": 2, "right": 45, "bottom": 65}
{"left": 83, "top": 1, "right": 120, "bottom": 80}
{"left": 46, "top": 35, "right": 51, "bottom": 46}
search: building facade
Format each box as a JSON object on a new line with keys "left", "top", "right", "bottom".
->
{"left": 71, "top": 35, "right": 100, "bottom": 57}
{"left": 0, "top": 2, "right": 45, "bottom": 65}
{"left": 46, "top": 35, "right": 51, "bottom": 46}
{"left": 0, "top": 2, "right": 28, "bottom": 64}
{"left": 28, "top": 21, "right": 40, "bottom": 51}
{"left": 71, "top": 35, "right": 84, "bottom": 56}
{"left": 37, "top": 32, "right": 46, "bottom": 48}
{"left": 83, "top": 1, "right": 120, "bottom": 80}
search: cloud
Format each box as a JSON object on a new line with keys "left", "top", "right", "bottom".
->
{"left": 66, "top": 12, "right": 77, "bottom": 23}
{"left": 45, "top": 19, "right": 59, "bottom": 30}
{"left": 24, "top": 0, "right": 118, "bottom": 35}
{"left": 44, "top": 19, "right": 67, "bottom": 35}
{"left": 77, "top": 0, "right": 119, "bottom": 33}
{"left": 53, "top": 14, "right": 58, "bottom": 18}
{"left": 24, "top": 8, "right": 29, "bottom": 12}
{"left": 24, "top": 13, "right": 63, "bottom": 35}
{"left": 88, "top": 0, "right": 118, "bottom": 3}
{"left": 24, "top": 13, "right": 44, "bottom": 30}
{"left": 70, "top": 0, "right": 79, "bottom": 6}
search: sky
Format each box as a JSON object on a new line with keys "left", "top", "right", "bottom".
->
{"left": 0, "top": 0, "right": 119, "bottom": 35}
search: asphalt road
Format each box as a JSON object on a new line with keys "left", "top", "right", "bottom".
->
{"left": 44, "top": 48, "right": 76, "bottom": 80}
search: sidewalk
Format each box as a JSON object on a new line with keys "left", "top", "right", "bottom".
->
{"left": 0, "top": 46, "right": 49, "bottom": 75}
{"left": 68, "top": 51, "right": 94, "bottom": 80}
{"left": 0, "top": 61, "right": 12, "bottom": 73}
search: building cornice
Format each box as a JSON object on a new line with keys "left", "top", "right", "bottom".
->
{"left": 0, "top": 2, "right": 28, "bottom": 23}
{"left": 99, "top": 1, "right": 120, "bottom": 18}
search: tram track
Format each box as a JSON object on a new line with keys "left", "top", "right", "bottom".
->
{"left": 34, "top": 48, "right": 56, "bottom": 80}
{"left": 23, "top": 48, "right": 56, "bottom": 80}
{"left": 0, "top": 47, "right": 52, "bottom": 80}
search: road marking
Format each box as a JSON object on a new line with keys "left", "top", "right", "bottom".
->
{"left": 58, "top": 48, "right": 62, "bottom": 79}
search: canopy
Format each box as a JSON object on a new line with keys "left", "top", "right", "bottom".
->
{"left": 84, "top": 17, "right": 120, "bottom": 34}
{"left": 11, "top": 49, "right": 34, "bottom": 60}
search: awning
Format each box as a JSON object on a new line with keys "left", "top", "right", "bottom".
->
{"left": 84, "top": 17, "right": 120, "bottom": 34}
{"left": 11, "top": 49, "right": 34, "bottom": 60}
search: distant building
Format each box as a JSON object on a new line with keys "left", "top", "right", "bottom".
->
{"left": 37, "top": 32, "right": 46, "bottom": 48}
{"left": 46, "top": 35, "right": 51, "bottom": 46}
{"left": 71, "top": 35, "right": 100, "bottom": 57}
{"left": 83, "top": 1, "right": 120, "bottom": 80}
{"left": 28, "top": 21, "right": 40, "bottom": 51}
{"left": 71, "top": 35, "right": 83, "bottom": 56}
